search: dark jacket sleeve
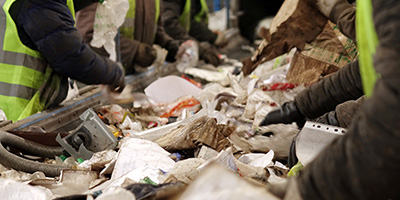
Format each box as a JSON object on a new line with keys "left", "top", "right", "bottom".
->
{"left": 20, "top": 0, "right": 122, "bottom": 85}
{"left": 188, "top": 0, "right": 217, "bottom": 44}
{"left": 162, "top": 0, "right": 193, "bottom": 41}
{"left": 188, "top": 19, "right": 217, "bottom": 44}
{"left": 294, "top": 60, "right": 364, "bottom": 119}
{"left": 298, "top": 0, "right": 400, "bottom": 199}
{"left": 154, "top": 0, "right": 174, "bottom": 47}
{"left": 330, "top": 0, "right": 356, "bottom": 41}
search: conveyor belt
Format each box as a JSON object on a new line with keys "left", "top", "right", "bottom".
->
{"left": 0, "top": 64, "right": 178, "bottom": 133}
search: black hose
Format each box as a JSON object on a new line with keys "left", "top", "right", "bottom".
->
{"left": 0, "top": 130, "right": 70, "bottom": 177}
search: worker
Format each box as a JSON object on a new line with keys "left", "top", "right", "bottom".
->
{"left": 76, "top": 0, "right": 184, "bottom": 75}
{"left": 0, "top": 0, "right": 125, "bottom": 122}
{"left": 263, "top": 0, "right": 400, "bottom": 199}
{"left": 162, "top": 0, "right": 224, "bottom": 66}
{"left": 260, "top": 0, "right": 358, "bottom": 129}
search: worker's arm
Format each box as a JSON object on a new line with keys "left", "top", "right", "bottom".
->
{"left": 188, "top": 20, "right": 217, "bottom": 44}
{"left": 297, "top": 0, "right": 400, "bottom": 199}
{"left": 294, "top": 60, "right": 363, "bottom": 119}
{"left": 162, "top": 0, "right": 193, "bottom": 41}
{"left": 15, "top": 0, "right": 123, "bottom": 86}
{"left": 155, "top": 0, "right": 181, "bottom": 61}
{"left": 329, "top": 0, "right": 356, "bottom": 40}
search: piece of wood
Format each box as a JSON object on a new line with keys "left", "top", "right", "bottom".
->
{"left": 242, "top": 0, "right": 327, "bottom": 76}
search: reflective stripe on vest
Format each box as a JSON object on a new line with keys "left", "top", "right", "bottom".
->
{"left": 119, "top": 0, "right": 160, "bottom": 40}
{"left": 0, "top": 0, "right": 74, "bottom": 121}
{"left": 178, "top": 0, "right": 191, "bottom": 31}
{"left": 356, "top": 0, "right": 379, "bottom": 97}
{"left": 194, "top": 0, "right": 209, "bottom": 24}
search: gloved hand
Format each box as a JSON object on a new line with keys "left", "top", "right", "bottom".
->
{"left": 165, "top": 39, "right": 181, "bottom": 62}
{"left": 199, "top": 42, "right": 221, "bottom": 67}
{"left": 108, "top": 62, "right": 126, "bottom": 93}
{"left": 314, "top": 111, "right": 339, "bottom": 126}
{"left": 135, "top": 43, "right": 157, "bottom": 67}
{"left": 259, "top": 101, "right": 306, "bottom": 127}
{"left": 316, "top": 0, "right": 344, "bottom": 18}
{"left": 214, "top": 31, "right": 229, "bottom": 47}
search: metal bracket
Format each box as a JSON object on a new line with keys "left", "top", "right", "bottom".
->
{"left": 56, "top": 108, "right": 117, "bottom": 160}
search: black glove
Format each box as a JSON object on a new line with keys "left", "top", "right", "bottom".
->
{"left": 314, "top": 111, "right": 339, "bottom": 126}
{"left": 109, "top": 62, "right": 126, "bottom": 93}
{"left": 135, "top": 43, "right": 157, "bottom": 67}
{"left": 165, "top": 39, "right": 181, "bottom": 62}
{"left": 259, "top": 101, "right": 306, "bottom": 127}
{"left": 199, "top": 42, "right": 221, "bottom": 67}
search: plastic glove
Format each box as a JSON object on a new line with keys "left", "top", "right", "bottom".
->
{"left": 199, "top": 42, "right": 221, "bottom": 67}
{"left": 108, "top": 62, "right": 126, "bottom": 93}
{"left": 316, "top": 0, "right": 344, "bottom": 17}
{"left": 135, "top": 43, "right": 157, "bottom": 67}
{"left": 259, "top": 101, "right": 306, "bottom": 127}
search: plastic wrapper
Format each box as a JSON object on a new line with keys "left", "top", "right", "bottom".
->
{"left": 144, "top": 75, "right": 202, "bottom": 104}
{"left": 91, "top": 0, "right": 129, "bottom": 61}
{"left": 162, "top": 158, "right": 205, "bottom": 184}
{"left": 229, "top": 74, "right": 248, "bottom": 104}
{"left": 184, "top": 66, "right": 235, "bottom": 86}
{"left": 152, "top": 45, "right": 168, "bottom": 76}
{"left": 238, "top": 151, "right": 274, "bottom": 168}
{"left": 178, "top": 164, "right": 279, "bottom": 200}
{"left": 0, "top": 108, "right": 7, "bottom": 121}
{"left": 0, "top": 178, "right": 55, "bottom": 200}
{"left": 160, "top": 95, "right": 201, "bottom": 118}
{"left": 176, "top": 40, "right": 199, "bottom": 73}
{"left": 251, "top": 49, "right": 295, "bottom": 79}
{"left": 229, "top": 124, "right": 298, "bottom": 159}
{"left": 243, "top": 89, "right": 278, "bottom": 120}
{"left": 93, "top": 138, "right": 176, "bottom": 191}
{"left": 197, "top": 83, "right": 235, "bottom": 105}
{"left": 78, "top": 150, "right": 117, "bottom": 171}
{"left": 96, "top": 187, "right": 135, "bottom": 200}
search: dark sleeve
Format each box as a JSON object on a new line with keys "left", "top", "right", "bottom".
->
{"left": 298, "top": 0, "right": 400, "bottom": 199}
{"left": 294, "top": 60, "right": 364, "bottom": 119}
{"left": 154, "top": 0, "right": 174, "bottom": 47}
{"left": 162, "top": 0, "right": 193, "bottom": 41}
{"left": 119, "top": 35, "right": 141, "bottom": 74}
{"left": 188, "top": 20, "right": 217, "bottom": 44}
{"left": 188, "top": 3, "right": 217, "bottom": 45}
{"left": 21, "top": 0, "right": 122, "bottom": 85}
{"left": 330, "top": 0, "right": 356, "bottom": 41}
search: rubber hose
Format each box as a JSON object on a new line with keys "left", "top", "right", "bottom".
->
{"left": 0, "top": 130, "right": 70, "bottom": 177}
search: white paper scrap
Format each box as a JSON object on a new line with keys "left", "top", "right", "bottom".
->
{"left": 111, "top": 138, "right": 176, "bottom": 182}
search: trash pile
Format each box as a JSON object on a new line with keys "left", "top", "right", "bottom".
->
{"left": 0, "top": 48, "right": 311, "bottom": 199}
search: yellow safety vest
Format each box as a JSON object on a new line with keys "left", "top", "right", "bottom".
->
{"left": 179, "top": 0, "right": 209, "bottom": 31}
{"left": 119, "top": 0, "right": 160, "bottom": 40}
{"left": 356, "top": 0, "right": 379, "bottom": 97}
{"left": 0, "top": 0, "right": 75, "bottom": 121}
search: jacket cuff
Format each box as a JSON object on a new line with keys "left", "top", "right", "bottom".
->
{"left": 329, "top": 1, "right": 354, "bottom": 25}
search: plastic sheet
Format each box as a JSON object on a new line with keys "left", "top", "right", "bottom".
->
{"left": 91, "top": 0, "right": 129, "bottom": 61}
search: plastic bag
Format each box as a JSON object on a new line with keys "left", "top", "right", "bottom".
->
{"left": 91, "top": 0, "right": 129, "bottom": 61}
{"left": 176, "top": 40, "right": 199, "bottom": 72}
